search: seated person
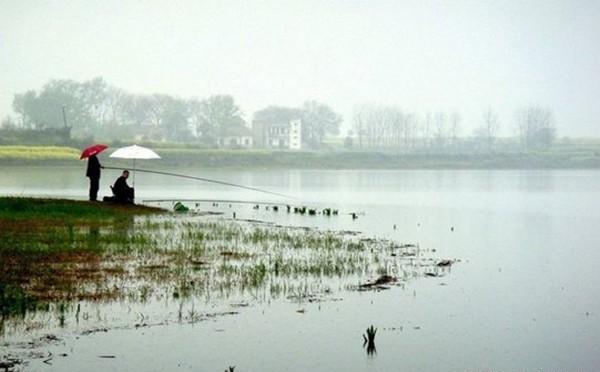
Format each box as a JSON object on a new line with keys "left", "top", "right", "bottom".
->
{"left": 111, "top": 170, "right": 135, "bottom": 203}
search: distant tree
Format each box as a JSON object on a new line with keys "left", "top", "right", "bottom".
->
{"left": 145, "top": 94, "right": 191, "bottom": 141}
{"left": 80, "top": 77, "right": 109, "bottom": 127}
{"left": 103, "top": 87, "right": 128, "bottom": 126}
{"left": 352, "top": 104, "right": 417, "bottom": 150}
{"left": 300, "top": 101, "right": 342, "bottom": 148}
{"left": 121, "top": 94, "right": 153, "bottom": 127}
{"left": 11, "top": 78, "right": 103, "bottom": 134}
{"left": 38, "top": 79, "right": 96, "bottom": 131}
{"left": 344, "top": 129, "right": 354, "bottom": 149}
{"left": 188, "top": 95, "right": 245, "bottom": 144}
{"left": 433, "top": 111, "right": 447, "bottom": 148}
{"left": 1, "top": 116, "right": 17, "bottom": 129}
{"left": 12, "top": 90, "right": 37, "bottom": 128}
{"left": 515, "top": 105, "right": 556, "bottom": 149}
{"left": 449, "top": 111, "right": 461, "bottom": 149}
{"left": 420, "top": 111, "right": 433, "bottom": 148}
{"left": 352, "top": 105, "right": 368, "bottom": 148}
{"left": 473, "top": 107, "right": 500, "bottom": 150}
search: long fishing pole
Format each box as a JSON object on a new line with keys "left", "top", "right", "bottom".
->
{"left": 142, "top": 198, "right": 291, "bottom": 206}
{"left": 103, "top": 166, "right": 294, "bottom": 199}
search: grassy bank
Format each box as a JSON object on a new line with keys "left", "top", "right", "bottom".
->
{"left": 0, "top": 197, "right": 161, "bottom": 222}
{"left": 0, "top": 197, "right": 164, "bottom": 318}
{"left": 2, "top": 145, "right": 600, "bottom": 169}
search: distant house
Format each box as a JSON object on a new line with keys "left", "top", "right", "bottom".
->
{"left": 253, "top": 119, "right": 302, "bottom": 150}
{"left": 217, "top": 125, "right": 253, "bottom": 148}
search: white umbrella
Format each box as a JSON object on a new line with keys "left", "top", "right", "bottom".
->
{"left": 110, "top": 145, "right": 161, "bottom": 186}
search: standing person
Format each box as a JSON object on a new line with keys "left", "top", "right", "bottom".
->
{"left": 86, "top": 154, "right": 103, "bottom": 201}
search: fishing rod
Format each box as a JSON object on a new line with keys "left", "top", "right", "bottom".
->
{"left": 142, "top": 198, "right": 292, "bottom": 206}
{"left": 103, "top": 166, "right": 294, "bottom": 200}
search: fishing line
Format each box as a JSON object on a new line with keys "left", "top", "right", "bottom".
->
{"left": 103, "top": 166, "right": 294, "bottom": 200}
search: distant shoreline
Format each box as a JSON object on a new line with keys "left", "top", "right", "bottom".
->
{"left": 1, "top": 145, "right": 599, "bottom": 169}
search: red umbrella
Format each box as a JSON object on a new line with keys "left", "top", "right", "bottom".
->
{"left": 80, "top": 144, "right": 109, "bottom": 159}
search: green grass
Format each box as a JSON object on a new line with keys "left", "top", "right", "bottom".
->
{"left": 0, "top": 197, "right": 162, "bottom": 221}
{"left": 0, "top": 206, "right": 429, "bottom": 319}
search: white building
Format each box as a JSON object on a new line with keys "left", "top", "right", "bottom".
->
{"left": 288, "top": 119, "right": 302, "bottom": 150}
{"left": 254, "top": 119, "right": 303, "bottom": 150}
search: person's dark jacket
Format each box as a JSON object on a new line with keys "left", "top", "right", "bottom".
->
{"left": 112, "top": 176, "right": 131, "bottom": 198}
{"left": 86, "top": 155, "right": 101, "bottom": 179}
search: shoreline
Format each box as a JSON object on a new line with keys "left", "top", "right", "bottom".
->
{"left": 1, "top": 148, "right": 600, "bottom": 170}
{"left": 0, "top": 196, "right": 450, "bottom": 369}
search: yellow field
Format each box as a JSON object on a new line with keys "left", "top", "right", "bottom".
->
{"left": 0, "top": 146, "right": 80, "bottom": 160}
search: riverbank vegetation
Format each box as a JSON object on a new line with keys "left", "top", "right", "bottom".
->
{"left": 1, "top": 143, "right": 600, "bottom": 169}
{"left": 0, "top": 197, "right": 446, "bottom": 338}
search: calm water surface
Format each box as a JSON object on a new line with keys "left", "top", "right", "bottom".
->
{"left": 2, "top": 166, "right": 599, "bottom": 371}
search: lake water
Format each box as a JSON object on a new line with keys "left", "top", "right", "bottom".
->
{"left": 2, "top": 166, "right": 600, "bottom": 371}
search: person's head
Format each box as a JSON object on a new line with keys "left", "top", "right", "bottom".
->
{"left": 122, "top": 170, "right": 130, "bottom": 179}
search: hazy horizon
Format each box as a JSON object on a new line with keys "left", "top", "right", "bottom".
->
{"left": 1, "top": 0, "right": 599, "bottom": 137}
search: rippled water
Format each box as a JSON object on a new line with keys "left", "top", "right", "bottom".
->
{"left": 2, "top": 166, "right": 600, "bottom": 371}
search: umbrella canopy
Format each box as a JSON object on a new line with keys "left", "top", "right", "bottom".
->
{"left": 80, "top": 144, "right": 108, "bottom": 159}
{"left": 109, "top": 145, "right": 160, "bottom": 187}
{"left": 109, "top": 145, "right": 161, "bottom": 160}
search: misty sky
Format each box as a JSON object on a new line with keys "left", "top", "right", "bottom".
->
{"left": 1, "top": 0, "right": 599, "bottom": 136}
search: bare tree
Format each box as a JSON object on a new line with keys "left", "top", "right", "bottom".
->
{"left": 515, "top": 105, "right": 556, "bottom": 149}
{"left": 449, "top": 111, "right": 461, "bottom": 149}
{"left": 474, "top": 107, "right": 500, "bottom": 150}
{"left": 433, "top": 111, "right": 447, "bottom": 148}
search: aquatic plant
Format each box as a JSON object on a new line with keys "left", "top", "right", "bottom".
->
{"left": 0, "top": 197, "right": 450, "bottom": 337}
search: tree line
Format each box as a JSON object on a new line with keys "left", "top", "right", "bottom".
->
{"left": 351, "top": 104, "right": 556, "bottom": 151}
{"left": 2, "top": 77, "right": 342, "bottom": 148}
{"left": 2, "top": 77, "right": 556, "bottom": 150}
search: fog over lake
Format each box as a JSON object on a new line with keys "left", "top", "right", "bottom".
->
{"left": 2, "top": 0, "right": 600, "bottom": 136}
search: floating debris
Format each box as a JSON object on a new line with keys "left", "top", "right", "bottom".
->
{"left": 359, "top": 275, "right": 397, "bottom": 290}
{"left": 173, "top": 202, "right": 189, "bottom": 213}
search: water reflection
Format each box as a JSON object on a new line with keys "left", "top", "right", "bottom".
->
{"left": 363, "top": 325, "right": 377, "bottom": 357}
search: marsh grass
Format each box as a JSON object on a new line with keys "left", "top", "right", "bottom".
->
{"left": 0, "top": 197, "right": 448, "bottom": 337}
